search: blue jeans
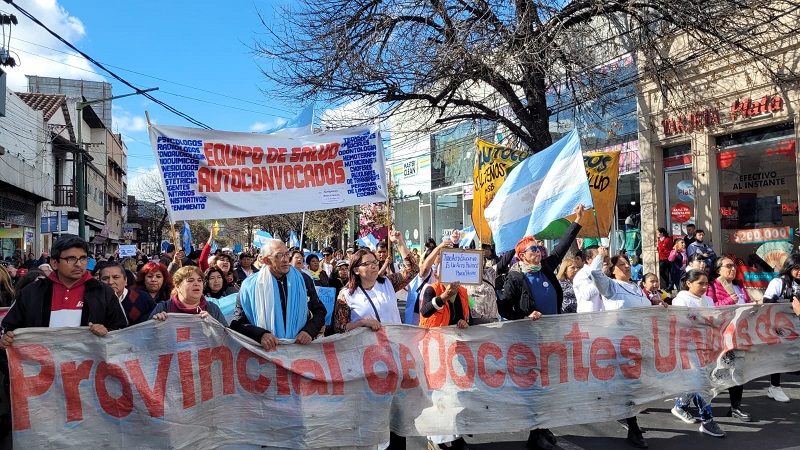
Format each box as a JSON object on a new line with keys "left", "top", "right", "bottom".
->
{"left": 676, "top": 393, "right": 713, "bottom": 422}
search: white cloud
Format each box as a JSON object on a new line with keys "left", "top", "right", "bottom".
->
{"left": 319, "top": 97, "right": 384, "bottom": 130}
{"left": 4, "top": 1, "right": 104, "bottom": 91}
{"left": 249, "top": 118, "right": 286, "bottom": 132}
{"left": 112, "top": 106, "right": 147, "bottom": 133}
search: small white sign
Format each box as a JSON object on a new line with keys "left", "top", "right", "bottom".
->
{"left": 319, "top": 189, "right": 344, "bottom": 204}
{"left": 119, "top": 245, "right": 137, "bottom": 257}
{"left": 439, "top": 249, "right": 483, "bottom": 285}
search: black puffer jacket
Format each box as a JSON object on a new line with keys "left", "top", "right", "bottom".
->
{"left": 498, "top": 222, "right": 581, "bottom": 319}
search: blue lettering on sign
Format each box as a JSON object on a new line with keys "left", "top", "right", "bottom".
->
{"left": 158, "top": 134, "right": 208, "bottom": 212}
{"left": 341, "top": 132, "right": 381, "bottom": 198}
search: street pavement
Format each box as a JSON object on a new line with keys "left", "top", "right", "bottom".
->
{"left": 409, "top": 373, "right": 800, "bottom": 450}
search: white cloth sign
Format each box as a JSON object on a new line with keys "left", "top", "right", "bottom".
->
{"left": 148, "top": 124, "right": 388, "bottom": 221}
{"left": 7, "top": 306, "right": 800, "bottom": 449}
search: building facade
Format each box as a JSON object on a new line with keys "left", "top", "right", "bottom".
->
{"left": 638, "top": 25, "right": 800, "bottom": 298}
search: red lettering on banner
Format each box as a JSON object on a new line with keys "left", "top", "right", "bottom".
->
{"left": 235, "top": 348, "right": 271, "bottom": 395}
{"left": 736, "top": 318, "right": 754, "bottom": 351}
{"left": 251, "top": 147, "right": 264, "bottom": 164}
{"left": 289, "top": 147, "right": 301, "bottom": 163}
{"left": 564, "top": 323, "right": 590, "bottom": 382}
{"left": 773, "top": 312, "right": 800, "bottom": 341}
{"left": 197, "top": 346, "right": 235, "bottom": 402}
{"left": 447, "top": 342, "right": 476, "bottom": 390}
{"left": 203, "top": 143, "right": 215, "bottom": 166}
{"left": 678, "top": 328, "right": 704, "bottom": 369}
{"left": 589, "top": 338, "right": 617, "bottom": 381}
{"left": 755, "top": 312, "right": 781, "bottom": 345}
{"left": 477, "top": 342, "right": 505, "bottom": 388}
{"left": 363, "top": 329, "right": 399, "bottom": 395}
{"left": 177, "top": 350, "right": 197, "bottom": 409}
{"left": 398, "top": 344, "right": 420, "bottom": 389}
{"left": 323, "top": 343, "right": 346, "bottom": 395}
{"left": 60, "top": 360, "right": 93, "bottom": 422}
{"left": 619, "top": 336, "right": 642, "bottom": 379}
{"left": 8, "top": 344, "right": 55, "bottom": 430}
{"left": 273, "top": 359, "right": 292, "bottom": 396}
{"left": 652, "top": 316, "right": 677, "bottom": 373}
{"left": 291, "top": 359, "right": 329, "bottom": 396}
{"left": 422, "top": 332, "right": 447, "bottom": 390}
{"left": 507, "top": 343, "right": 538, "bottom": 388}
{"left": 125, "top": 355, "right": 173, "bottom": 418}
{"left": 539, "top": 342, "right": 568, "bottom": 386}
{"left": 94, "top": 362, "right": 133, "bottom": 419}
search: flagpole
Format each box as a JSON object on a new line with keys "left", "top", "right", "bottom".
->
{"left": 386, "top": 170, "right": 392, "bottom": 256}
{"left": 299, "top": 212, "right": 306, "bottom": 250}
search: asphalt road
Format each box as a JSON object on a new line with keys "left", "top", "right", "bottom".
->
{"left": 409, "top": 373, "right": 800, "bottom": 450}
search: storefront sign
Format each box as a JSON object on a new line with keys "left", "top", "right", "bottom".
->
{"left": 0, "top": 228, "right": 23, "bottom": 239}
{"left": 732, "top": 170, "right": 787, "bottom": 190}
{"left": 662, "top": 108, "right": 720, "bottom": 136}
{"left": 730, "top": 95, "right": 783, "bottom": 121}
{"left": 662, "top": 95, "right": 784, "bottom": 137}
{"left": 676, "top": 179, "right": 694, "bottom": 202}
{"left": 732, "top": 226, "right": 793, "bottom": 244}
{"left": 670, "top": 203, "right": 692, "bottom": 223}
{"left": 402, "top": 159, "right": 418, "bottom": 178}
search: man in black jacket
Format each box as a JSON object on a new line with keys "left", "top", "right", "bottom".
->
{"left": 231, "top": 239, "right": 326, "bottom": 351}
{"left": 1, "top": 235, "right": 127, "bottom": 349}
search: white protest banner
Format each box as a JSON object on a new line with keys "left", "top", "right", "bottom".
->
{"left": 148, "top": 124, "right": 388, "bottom": 222}
{"left": 439, "top": 248, "right": 483, "bottom": 285}
{"left": 118, "top": 244, "right": 137, "bottom": 257}
{"left": 8, "top": 307, "right": 800, "bottom": 449}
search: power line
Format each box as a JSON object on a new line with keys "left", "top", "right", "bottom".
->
{"left": 5, "top": 1, "right": 212, "bottom": 129}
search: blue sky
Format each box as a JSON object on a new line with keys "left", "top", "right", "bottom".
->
{"left": 5, "top": 0, "right": 309, "bottom": 191}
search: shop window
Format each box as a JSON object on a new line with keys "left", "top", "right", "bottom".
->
{"left": 717, "top": 123, "right": 798, "bottom": 269}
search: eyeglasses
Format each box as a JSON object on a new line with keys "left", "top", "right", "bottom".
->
{"left": 357, "top": 260, "right": 380, "bottom": 268}
{"left": 272, "top": 252, "right": 291, "bottom": 260}
{"left": 721, "top": 263, "right": 736, "bottom": 269}
{"left": 59, "top": 256, "right": 89, "bottom": 265}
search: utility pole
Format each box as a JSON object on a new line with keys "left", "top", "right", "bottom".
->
{"left": 76, "top": 88, "right": 157, "bottom": 239}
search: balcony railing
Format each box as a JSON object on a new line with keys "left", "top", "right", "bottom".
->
{"left": 54, "top": 185, "right": 77, "bottom": 207}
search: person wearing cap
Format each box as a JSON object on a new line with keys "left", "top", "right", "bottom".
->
{"left": 234, "top": 253, "right": 259, "bottom": 283}
{"left": 328, "top": 259, "right": 350, "bottom": 298}
{"left": 321, "top": 247, "right": 335, "bottom": 277}
{"left": 1, "top": 235, "right": 127, "bottom": 350}
{"left": 38, "top": 263, "right": 53, "bottom": 277}
{"left": 346, "top": 247, "right": 355, "bottom": 256}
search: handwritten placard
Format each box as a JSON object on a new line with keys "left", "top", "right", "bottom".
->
{"left": 119, "top": 245, "right": 137, "bottom": 257}
{"left": 439, "top": 249, "right": 483, "bottom": 285}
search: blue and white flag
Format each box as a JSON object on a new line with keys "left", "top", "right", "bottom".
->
{"left": 484, "top": 130, "right": 593, "bottom": 254}
{"left": 181, "top": 221, "right": 192, "bottom": 252}
{"left": 357, "top": 233, "right": 378, "bottom": 251}
{"left": 210, "top": 240, "right": 218, "bottom": 253}
{"left": 289, "top": 230, "right": 301, "bottom": 249}
{"left": 458, "top": 226, "right": 477, "bottom": 248}
{"left": 260, "top": 104, "right": 314, "bottom": 137}
{"left": 252, "top": 230, "right": 274, "bottom": 248}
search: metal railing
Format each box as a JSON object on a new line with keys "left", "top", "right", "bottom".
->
{"left": 54, "top": 185, "right": 77, "bottom": 207}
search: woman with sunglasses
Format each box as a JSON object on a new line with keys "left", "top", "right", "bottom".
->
{"left": 332, "top": 229, "right": 418, "bottom": 449}
{"left": 497, "top": 204, "right": 584, "bottom": 450}
{"left": 333, "top": 230, "right": 418, "bottom": 333}
{"left": 706, "top": 255, "right": 753, "bottom": 421}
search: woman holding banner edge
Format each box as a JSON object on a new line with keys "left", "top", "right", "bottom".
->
{"left": 498, "top": 204, "right": 584, "bottom": 450}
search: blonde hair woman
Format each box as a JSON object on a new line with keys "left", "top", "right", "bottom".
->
{"left": 149, "top": 266, "right": 227, "bottom": 325}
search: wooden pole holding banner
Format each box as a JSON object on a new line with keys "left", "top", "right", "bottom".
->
{"left": 299, "top": 211, "right": 306, "bottom": 251}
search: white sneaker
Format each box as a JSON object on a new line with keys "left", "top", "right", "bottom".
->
{"left": 767, "top": 385, "right": 790, "bottom": 402}
{"left": 671, "top": 406, "right": 697, "bottom": 423}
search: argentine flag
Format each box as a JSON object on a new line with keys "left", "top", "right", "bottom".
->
{"left": 260, "top": 104, "right": 314, "bottom": 137}
{"left": 458, "top": 226, "right": 477, "bottom": 248}
{"left": 358, "top": 233, "right": 379, "bottom": 251}
{"left": 484, "top": 130, "right": 593, "bottom": 254}
{"left": 289, "top": 230, "right": 301, "bottom": 249}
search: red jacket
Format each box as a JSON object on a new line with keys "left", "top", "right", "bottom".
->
{"left": 657, "top": 237, "right": 673, "bottom": 260}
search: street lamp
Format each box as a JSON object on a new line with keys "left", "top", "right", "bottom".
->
{"left": 76, "top": 87, "right": 158, "bottom": 239}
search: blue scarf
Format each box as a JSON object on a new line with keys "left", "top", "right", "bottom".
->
{"left": 239, "top": 266, "right": 309, "bottom": 339}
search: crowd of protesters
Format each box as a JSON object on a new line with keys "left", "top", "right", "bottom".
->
{"left": 0, "top": 212, "right": 799, "bottom": 449}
